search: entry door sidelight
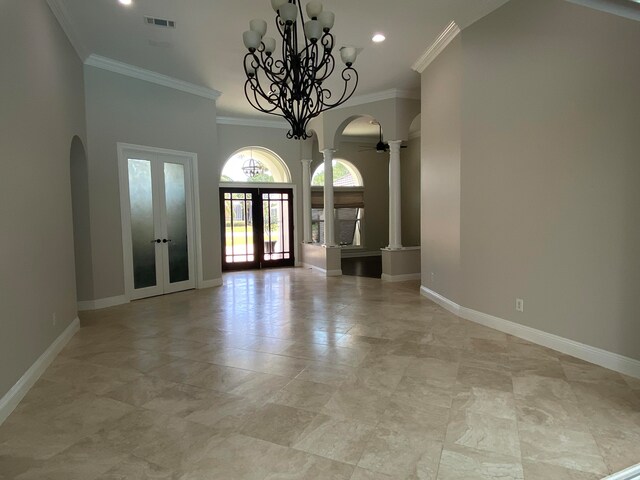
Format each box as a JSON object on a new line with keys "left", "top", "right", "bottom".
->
{"left": 220, "top": 187, "right": 294, "bottom": 271}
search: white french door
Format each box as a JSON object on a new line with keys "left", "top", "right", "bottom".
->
{"left": 119, "top": 146, "right": 196, "bottom": 300}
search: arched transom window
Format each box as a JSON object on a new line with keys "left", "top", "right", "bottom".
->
{"left": 221, "top": 147, "right": 291, "bottom": 183}
{"left": 311, "top": 159, "right": 363, "bottom": 187}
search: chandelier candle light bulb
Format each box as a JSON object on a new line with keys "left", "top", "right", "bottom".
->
{"left": 242, "top": 0, "right": 359, "bottom": 140}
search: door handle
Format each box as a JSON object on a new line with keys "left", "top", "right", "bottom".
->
{"left": 150, "top": 239, "right": 161, "bottom": 244}
{"left": 162, "top": 239, "right": 172, "bottom": 243}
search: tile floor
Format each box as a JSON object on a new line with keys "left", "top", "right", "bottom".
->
{"left": 1, "top": 268, "right": 639, "bottom": 479}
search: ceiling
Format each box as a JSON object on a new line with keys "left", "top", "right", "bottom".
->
{"left": 54, "top": 0, "right": 639, "bottom": 132}
{"left": 55, "top": 0, "right": 513, "bottom": 119}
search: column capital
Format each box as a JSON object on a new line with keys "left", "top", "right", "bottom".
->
{"left": 321, "top": 148, "right": 335, "bottom": 156}
{"left": 301, "top": 158, "right": 313, "bottom": 165}
{"left": 387, "top": 140, "right": 403, "bottom": 153}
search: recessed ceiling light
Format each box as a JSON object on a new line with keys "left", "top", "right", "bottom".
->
{"left": 372, "top": 33, "right": 386, "bottom": 43}
{"left": 119, "top": 0, "right": 132, "bottom": 6}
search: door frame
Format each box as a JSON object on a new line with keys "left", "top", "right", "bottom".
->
{"left": 219, "top": 182, "right": 299, "bottom": 267}
{"left": 117, "top": 143, "right": 203, "bottom": 300}
{"left": 219, "top": 186, "right": 296, "bottom": 271}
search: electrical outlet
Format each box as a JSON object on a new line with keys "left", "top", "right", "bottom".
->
{"left": 515, "top": 299, "right": 524, "bottom": 312}
{"left": 430, "top": 272, "right": 435, "bottom": 285}
{"left": 52, "top": 313, "right": 57, "bottom": 326}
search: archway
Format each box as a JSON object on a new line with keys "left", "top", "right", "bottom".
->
{"left": 69, "top": 136, "right": 94, "bottom": 301}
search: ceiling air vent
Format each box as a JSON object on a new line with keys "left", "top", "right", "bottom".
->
{"left": 144, "top": 16, "right": 176, "bottom": 28}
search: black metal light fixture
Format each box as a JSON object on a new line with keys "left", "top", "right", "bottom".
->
{"left": 242, "top": 0, "right": 359, "bottom": 140}
{"left": 242, "top": 151, "right": 265, "bottom": 178}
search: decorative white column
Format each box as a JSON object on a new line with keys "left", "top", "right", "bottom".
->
{"left": 388, "top": 140, "right": 403, "bottom": 249}
{"left": 322, "top": 149, "right": 336, "bottom": 247}
{"left": 301, "top": 159, "right": 313, "bottom": 243}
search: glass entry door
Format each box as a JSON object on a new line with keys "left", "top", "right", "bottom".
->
{"left": 220, "top": 187, "right": 294, "bottom": 271}
{"left": 120, "top": 148, "right": 196, "bottom": 300}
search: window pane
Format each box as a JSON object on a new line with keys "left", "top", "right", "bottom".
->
{"left": 128, "top": 159, "right": 156, "bottom": 289}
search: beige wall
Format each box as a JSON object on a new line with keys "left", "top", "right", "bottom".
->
{"left": 84, "top": 67, "right": 220, "bottom": 299}
{"left": 312, "top": 140, "right": 390, "bottom": 253}
{"left": 421, "top": 36, "right": 463, "bottom": 303}
{"left": 421, "top": 0, "right": 640, "bottom": 360}
{"left": 401, "top": 136, "right": 421, "bottom": 247}
{"left": 0, "top": 1, "right": 86, "bottom": 396}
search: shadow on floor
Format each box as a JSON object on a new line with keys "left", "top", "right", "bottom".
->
{"left": 341, "top": 256, "right": 382, "bottom": 278}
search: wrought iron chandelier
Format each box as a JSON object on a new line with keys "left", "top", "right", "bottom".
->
{"left": 242, "top": 0, "right": 359, "bottom": 140}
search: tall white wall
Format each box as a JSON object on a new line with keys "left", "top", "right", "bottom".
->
{"left": 0, "top": 1, "right": 86, "bottom": 397}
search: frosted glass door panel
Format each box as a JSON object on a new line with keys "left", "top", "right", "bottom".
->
{"left": 127, "top": 159, "right": 157, "bottom": 289}
{"left": 164, "top": 162, "right": 190, "bottom": 284}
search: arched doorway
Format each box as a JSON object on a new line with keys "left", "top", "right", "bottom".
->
{"left": 69, "top": 136, "right": 94, "bottom": 301}
{"left": 219, "top": 147, "right": 295, "bottom": 271}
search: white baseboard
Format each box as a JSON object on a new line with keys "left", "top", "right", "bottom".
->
{"left": 198, "top": 277, "right": 223, "bottom": 289}
{"left": 77, "top": 295, "right": 128, "bottom": 311}
{"left": 420, "top": 286, "right": 640, "bottom": 380}
{"left": 341, "top": 250, "right": 382, "bottom": 259}
{"left": 382, "top": 273, "right": 421, "bottom": 282}
{"left": 605, "top": 463, "right": 640, "bottom": 480}
{"left": 302, "top": 263, "right": 342, "bottom": 277}
{"left": 0, "top": 317, "right": 80, "bottom": 425}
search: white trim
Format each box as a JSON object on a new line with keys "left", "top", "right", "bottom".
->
{"left": 381, "top": 246, "right": 421, "bottom": 252}
{"left": 217, "top": 116, "right": 289, "bottom": 130}
{"left": 382, "top": 273, "right": 421, "bottom": 282}
{"left": 198, "top": 278, "right": 223, "bottom": 289}
{"left": 412, "top": 21, "right": 461, "bottom": 73}
{"left": 77, "top": 295, "right": 129, "bottom": 311}
{"left": 338, "top": 88, "right": 420, "bottom": 109}
{"left": 85, "top": 55, "right": 221, "bottom": 100}
{"left": 302, "top": 263, "right": 342, "bottom": 277}
{"left": 604, "top": 463, "right": 640, "bottom": 480}
{"left": 46, "top": 0, "right": 89, "bottom": 61}
{"left": 0, "top": 318, "right": 80, "bottom": 425}
{"left": 419, "top": 286, "right": 640, "bottom": 379}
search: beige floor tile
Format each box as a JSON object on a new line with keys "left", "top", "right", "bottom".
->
{"left": 457, "top": 365, "right": 514, "bottom": 393}
{"left": 12, "top": 435, "right": 127, "bottom": 480}
{"left": 445, "top": 409, "right": 520, "bottom": 457}
{"left": 4, "top": 269, "right": 640, "bottom": 479}
{"left": 293, "top": 415, "right": 375, "bottom": 465}
{"left": 95, "top": 455, "right": 178, "bottom": 479}
{"left": 451, "top": 386, "right": 516, "bottom": 420}
{"left": 141, "top": 383, "right": 220, "bottom": 417}
{"left": 227, "top": 371, "right": 292, "bottom": 400}
{"left": 358, "top": 427, "right": 442, "bottom": 478}
{"left": 521, "top": 460, "right": 599, "bottom": 480}
{"left": 518, "top": 424, "right": 608, "bottom": 476}
{"left": 271, "top": 379, "right": 337, "bottom": 412}
{"left": 240, "top": 403, "right": 319, "bottom": 447}
{"left": 295, "top": 362, "right": 355, "bottom": 386}
{"left": 592, "top": 427, "right": 640, "bottom": 474}
{"left": 322, "top": 384, "right": 391, "bottom": 425}
{"left": 349, "top": 468, "right": 394, "bottom": 480}
{"left": 437, "top": 445, "right": 523, "bottom": 480}
{"left": 379, "top": 398, "right": 450, "bottom": 441}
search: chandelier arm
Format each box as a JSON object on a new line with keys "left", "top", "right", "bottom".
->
{"left": 244, "top": 79, "right": 280, "bottom": 114}
{"left": 319, "top": 68, "right": 358, "bottom": 110}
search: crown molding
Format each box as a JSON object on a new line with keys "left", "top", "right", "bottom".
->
{"left": 412, "top": 21, "right": 461, "bottom": 73}
{"left": 339, "top": 88, "right": 420, "bottom": 109}
{"left": 46, "top": 0, "right": 89, "bottom": 61}
{"left": 84, "top": 54, "right": 222, "bottom": 101}
{"left": 217, "top": 116, "right": 290, "bottom": 129}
